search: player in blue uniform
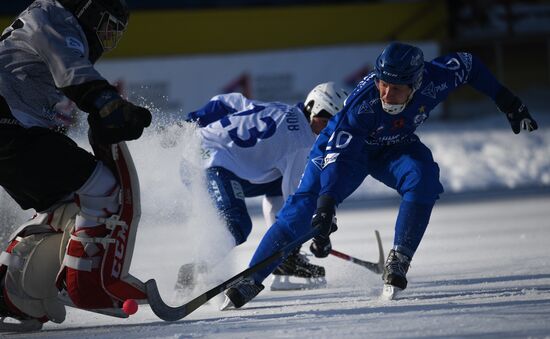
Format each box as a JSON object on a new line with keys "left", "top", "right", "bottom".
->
{"left": 175, "top": 83, "right": 348, "bottom": 292}
{"left": 222, "top": 42, "right": 538, "bottom": 308}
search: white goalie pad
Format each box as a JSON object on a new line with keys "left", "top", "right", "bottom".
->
{"left": 3, "top": 232, "right": 66, "bottom": 323}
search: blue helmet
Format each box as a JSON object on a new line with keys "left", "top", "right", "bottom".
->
{"left": 374, "top": 42, "right": 424, "bottom": 90}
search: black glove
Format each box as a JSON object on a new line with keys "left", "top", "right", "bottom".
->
{"left": 495, "top": 87, "right": 538, "bottom": 134}
{"left": 88, "top": 94, "right": 152, "bottom": 144}
{"left": 309, "top": 195, "right": 338, "bottom": 258}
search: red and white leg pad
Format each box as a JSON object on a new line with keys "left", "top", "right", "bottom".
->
{"left": 59, "top": 224, "right": 116, "bottom": 309}
{"left": 56, "top": 143, "right": 147, "bottom": 311}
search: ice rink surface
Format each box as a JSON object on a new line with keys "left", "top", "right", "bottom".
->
{"left": 5, "top": 192, "right": 548, "bottom": 338}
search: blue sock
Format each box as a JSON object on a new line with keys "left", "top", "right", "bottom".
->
{"left": 249, "top": 223, "right": 295, "bottom": 283}
{"left": 393, "top": 200, "right": 434, "bottom": 258}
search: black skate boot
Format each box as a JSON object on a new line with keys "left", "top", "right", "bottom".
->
{"left": 220, "top": 278, "right": 265, "bottom": 310}
{"left": 270, "top": 248, "right": 327, "bottom": 291}
{"left": 381, "top": 249, "right": 411, "bottom": 300}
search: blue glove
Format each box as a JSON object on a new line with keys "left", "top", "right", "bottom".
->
{"left": 309, "top": 195, "right": 338, "bottom": 258}
{"left": 495, "top": 87, "right": 538, "bottom": 134}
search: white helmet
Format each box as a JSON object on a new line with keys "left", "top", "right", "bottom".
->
{"left": 304, "top": 82, "right": 348, "bottom": 118}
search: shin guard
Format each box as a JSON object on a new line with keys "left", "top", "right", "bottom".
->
{"left": 56, "top": 142, "right": 146, "bottom": 312}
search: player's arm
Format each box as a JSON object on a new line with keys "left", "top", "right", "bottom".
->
{"left": 433, "top": 52, "right": 537, "bottom": 134}
{"left": 309, "top": 109, "right": 373, "bottom": 257}
{"left": 27, "top": 8, "right": 151, "bottom": 143}
{"left": 318, "top": 109, "right": 373, "bottom": 205}
{"left": 186, "top": 93, "right": 252, "bottom": 127}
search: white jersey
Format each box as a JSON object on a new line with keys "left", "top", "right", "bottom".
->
{"left": 198, "top": 93, "right": 316, "bottom": 200}
{"left": 0, "top": 0, "right": 104, "bottom": 129}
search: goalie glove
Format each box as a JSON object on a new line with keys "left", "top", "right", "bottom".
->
{"left": 88, "top": 91, "right": 152, "bottom": 144}
{"left": 60, "top": 80, "right": 152, "bottom": 144}
{"left": 495, "top": 87, "right": 538, "bottom": 134}
{"left": 309, "top": 195, "right": 338, "bottom": 258}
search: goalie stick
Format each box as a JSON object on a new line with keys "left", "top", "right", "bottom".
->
{"left": 329, "top": 230, "right": 385, "bottom": 274}
{"left": 145, "top": 228, "right": 319, "bottom": 322}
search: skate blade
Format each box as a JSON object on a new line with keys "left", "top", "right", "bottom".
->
{"left": 270, "top": 275, "right": 327, "bottom": 291}
{"left": 380, "top": 284, "right": 403, "bottom": 301}
{"left": 219, "top": 296, "right": 235, "bottom": 311}
{"left": 0, "top": 317, "right": 43, "bottom": 333}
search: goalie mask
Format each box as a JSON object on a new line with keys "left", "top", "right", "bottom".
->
{"left": 58, "top": 0, "right": 129, "bottom": 59}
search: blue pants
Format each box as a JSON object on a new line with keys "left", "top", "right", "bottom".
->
{"left": 205, "top": 167, "right": 282, "bottom": 245}
{"left": 249, "top": 139, "right": 444, "bottom": 283}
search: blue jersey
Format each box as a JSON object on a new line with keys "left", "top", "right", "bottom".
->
{"left": 314, "top": 52, "right": 504, "bottom": 204}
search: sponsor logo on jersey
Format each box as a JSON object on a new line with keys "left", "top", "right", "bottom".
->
{"left": 323, "top": 153, "right": 340, "bottom": 167}
{"left": 414, "top": 113, "right": 428, "bottom": 126}
{"left": 421, "top": 81, "right": 448, "bottom": 99}
{"left": 445, "top": 57, "right": 469, "bottom": 86}
{"left": 365, "top": 134, "right": 405, "bottom": 146}
{"left": 311, "top": 155, "right": 324, "bottom": 170}
{"left": 65, "top": 36, "right": 85, "bottom": 55}
{"left": 369, "top": 125, "right": 384, "bottom": 138}
{"left": 358, "top": 101, "right": 373, "bottom": 114}
{"left": 391, "top": 117, "right": 406, "bottom": 130}
{"left": 457, "top": 52, "right": 473, "bottom": 72}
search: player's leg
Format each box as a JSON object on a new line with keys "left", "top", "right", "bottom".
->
{"left": 206, "top": 167, "right": 253, "bottom": 245}
{"left": 260, "top": 180, "right": 284, "bottom": 228}
{"left": 254, "top": 178, "right": 326, "bottom": 290}
{"left": 371, "top": 140, "right": 444, "bottom": 294}
{"left": 0, "top": 126, "right": 97, "bottom": 323}
{"left": 221, "top": 159, "right": 323, "bottom": 309}
{"left": 0, "top": 126, "right": 97, "bottom": 211}
{"left": 175, "top": 167, "right": 255, "bottom": 293}
{"left": 57, "top": 159, "right": 122, "bottom": 309}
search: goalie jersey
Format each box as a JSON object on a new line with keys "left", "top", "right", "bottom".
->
{"left": 0, "top": 0, "right": 104, "bottom": 129}
{"left": 187, "top": 93, "right": 316, "bottom": 199}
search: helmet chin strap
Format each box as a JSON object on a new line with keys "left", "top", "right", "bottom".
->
{"left": 381, "top": 89, "right": 416, "bottom": 115}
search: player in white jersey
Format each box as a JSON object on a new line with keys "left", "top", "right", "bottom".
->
{"left": 0, "top": 0, "right": 151, "bottom": 328}
{"left": 175, "top": 83, "right": 348, "bottom": 291}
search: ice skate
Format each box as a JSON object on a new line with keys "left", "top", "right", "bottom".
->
{"left": 270, "top": 249, "right": 326, "bottom": 291}
{"left": 220, "top": 278, "right": 265, "bottom": 310}
{"left": 380, "top": 249, "right": 410, "bottom": 300}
